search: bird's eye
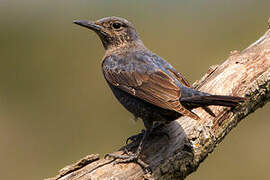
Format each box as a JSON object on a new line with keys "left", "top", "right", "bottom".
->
{"left": 112, "top": 22, "right": 122, "bottom": 29}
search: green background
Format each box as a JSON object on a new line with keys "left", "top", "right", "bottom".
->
{"left": 0, "top": 0, "right": 269, "bottom": 179}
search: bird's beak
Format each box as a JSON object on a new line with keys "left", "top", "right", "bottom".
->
{"left": 73, "top": 20, "right": 102, "bottom": 31}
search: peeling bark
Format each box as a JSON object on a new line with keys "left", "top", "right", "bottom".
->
{"left": 46, "top": 21, "right": 270, "bottom": 180}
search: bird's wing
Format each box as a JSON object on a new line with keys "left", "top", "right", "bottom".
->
{"left": 153, "top": 54, "right": 191, "bottom": 87}
{"left": 166, "top": 68, "right": 191, "bottom": 87}
{"left": 155, "top": 57, "right": 216, "bottom": 117}
{"left": 165, "top": 63, "right": 216, "bottom": 117}
{"left": 102, "top": 55, "right": 200, "bottom": 120}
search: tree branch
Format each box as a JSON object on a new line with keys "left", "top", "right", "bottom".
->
{"left": 46, "top": 20, "right": 270, "bottom": 180}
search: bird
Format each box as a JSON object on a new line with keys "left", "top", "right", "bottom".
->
{"left": 73, "top": 16, "right": 246, "bottom": 170}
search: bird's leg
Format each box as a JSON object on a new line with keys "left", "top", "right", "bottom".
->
{"left": 105, "top": 120, "right": 153, "bottom": 172}
{"left": 123, "top": 130, "right": 145, "bottom": 155}
{"left": 125, "top": 129, "right": 145, "bottom": 145}
{"left": 123, "top": 122, "right": 169, "bottom": 157}
{"left": 125, "top": 122, "right": 169, "bottom": 145}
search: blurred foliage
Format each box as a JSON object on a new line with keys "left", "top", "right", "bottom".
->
{"left": 0, "top": 0, "right": 269, "bottom": 179}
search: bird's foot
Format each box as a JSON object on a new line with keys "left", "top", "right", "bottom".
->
{"left": 125, "top": 123, "right": 169, "bottom": 145}
{"left": 105, "top": 152, "right": 151, "bottom": 173}
{"left": 126, "top": 129, "right": 145, "bottom": 144}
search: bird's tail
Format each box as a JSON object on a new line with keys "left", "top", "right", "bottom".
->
{"left": 181, "top": 95, "right": 246, "bottom": 108}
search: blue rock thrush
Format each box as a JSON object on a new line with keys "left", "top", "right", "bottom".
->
{"left": 73, "top": 16, "right": 246, "bottom": 171}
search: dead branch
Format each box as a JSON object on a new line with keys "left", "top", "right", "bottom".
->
{"left": 46, "top": 19, "right": 270, "bottom": 180}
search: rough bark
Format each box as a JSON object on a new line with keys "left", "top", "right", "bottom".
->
{"left": 46, "top": 20, "right": 270, "bottom": 180}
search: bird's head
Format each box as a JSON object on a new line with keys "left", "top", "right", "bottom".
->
{"left": 73, "top": 16, "right": 140, "bottom": 50}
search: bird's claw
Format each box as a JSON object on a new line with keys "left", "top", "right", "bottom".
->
{"left": 105, "top": 152, "right": 151, "bottom": 173}
{"left": 126, "top": 129, "right": 145, "bottom": 144}
{"left": 125, "top": 125, "right": 169, "bottom": 145}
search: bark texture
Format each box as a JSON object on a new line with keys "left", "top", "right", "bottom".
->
{"left": 47, "top": 22, "right": 270, "bottom": 180}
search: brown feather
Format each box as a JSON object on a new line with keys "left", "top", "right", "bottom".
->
{"left": 103, "top": 67, "right": 203, "bottom": 120}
